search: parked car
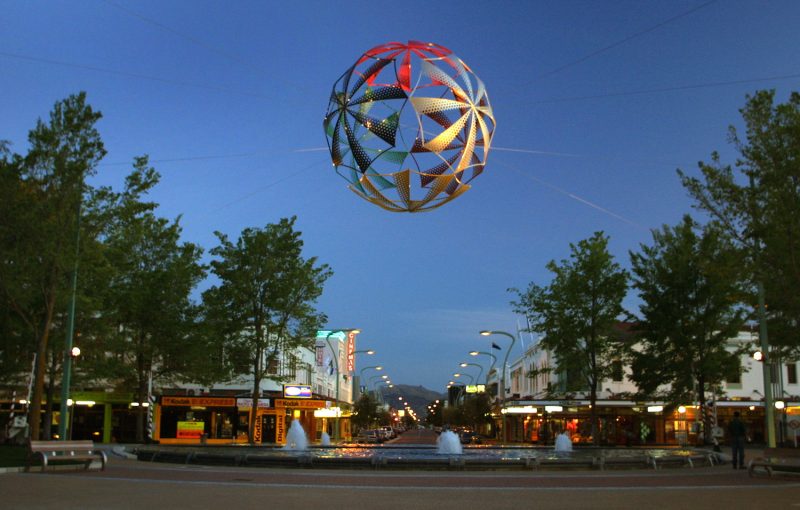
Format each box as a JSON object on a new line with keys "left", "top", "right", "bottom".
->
{"left": 379, "top": 426, "right": 396, "bottom": 440}
{"left": 459, "top": 430, "right": 482, "bottom": 444}
{"left": 355, "top": 429, "right": 382, "bottom": 444}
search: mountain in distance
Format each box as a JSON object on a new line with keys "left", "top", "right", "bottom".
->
{"left": 380, "top": 384, "right": 444, "bottom": 418}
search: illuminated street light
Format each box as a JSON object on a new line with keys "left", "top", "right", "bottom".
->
{"left": 453, "top": 372, "right": 474, "bottom": 384}
{"left": 469, "top": 350, "right": 497, "bottom": 385}
{"left": 479, "top": 330, "right": 517, "bottom": 444}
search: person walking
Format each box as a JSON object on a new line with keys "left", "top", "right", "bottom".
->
{"left": 727, "top": 411, "right": 748, "bottom": 469}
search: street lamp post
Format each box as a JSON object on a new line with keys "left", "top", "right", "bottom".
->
{"left": 324, "top": 328, "right": 360, "bottom": 442}
{"left": 480, "top": 330, "right": 517, "bottom": 443}
{"left": 59, "top": 344, "right": 81, "bottom": 440}
{"left": 453, "top": 372, "right": 474, "bottom": 384}
{"left": 359, "top": 365, "right": 383, "bottom": 396}
{"left": 469, "top": 351, "right": 497, "bottom": 386}
{"left": 373, "top": 379, "right": 391, "bottom": 404}
{"left": 459, "top": 362, "right": 484, "bottom": 385}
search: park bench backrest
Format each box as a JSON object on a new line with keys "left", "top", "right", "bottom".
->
{"left": 29, "top": 440, "right": 96, "bottom": 454}
{"left": 764, "top": 448, "right": 800, "bottom": 458}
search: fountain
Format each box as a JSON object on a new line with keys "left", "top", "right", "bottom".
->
{"left": 319, "top": 431, "right": 331, "bottom": 446}
{"left": 554, "top": 432, "right": 573, "bottom": 452}
{"left": 136, "top": 425, "right": 717, "bottom": 471}
{"left": 283, "top": 420, "right": 309, "bottom": 451}
{"left": 436, "top": 430, "right": 463, "bottom": 455}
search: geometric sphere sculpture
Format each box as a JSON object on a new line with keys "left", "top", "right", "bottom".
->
{"left": 324, "top": 41, "right": 495, "bottom": 212}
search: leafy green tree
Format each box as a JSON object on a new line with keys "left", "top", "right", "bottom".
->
{"left": 462, "top": 392, "right": 492, "bottom": 432}
{"left": 351, "top": 392, "right": 381, "bottom": 432}
{"left": 202, "top": 217, "right": 331, "bottom": 443}
{"left": 0, "top": 93, "right": 106, "bottom": 440}
{"left": 679, "top": 90, "right": 800, "bottom": 356}
{"left": 99, "top": 157, "right": 206, "bottom": 441}
{"left": 629, "top": 216, "right": 746, "bottom": 443}
{"left": 511, "top": 232, "right": 628, "bottom": 445}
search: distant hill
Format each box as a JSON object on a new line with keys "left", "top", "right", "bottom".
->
{"left": 380, "top": 384, "right": 444, "bottom": 418}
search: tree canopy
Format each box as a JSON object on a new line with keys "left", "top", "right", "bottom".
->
{"left": 202, "top": 217, "right": 331, "bottom": 442}
{"left": 628, "top": 216, "right": 746, "bottom": 441}
{"left": 511, "top": 232, "right": 628, "bottom": 445}
{"left": 679, "top": 90, "right": 800, "bottom": 357}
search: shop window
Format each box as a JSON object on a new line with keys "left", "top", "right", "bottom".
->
{"left": 788, "top": 363, "right": 798, "bottom": 385}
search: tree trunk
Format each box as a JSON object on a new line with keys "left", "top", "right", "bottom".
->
{"left": 43, "top": 352, "right": 57, "bottom": 440}
{"left": 590, "top": 379, "right": 599, "bottom": 446}
{"left": 135, "top": 351, "right": 146, "bottom": 443}
{"left": 29, "top": 303, "right": 55, "bottom": 440}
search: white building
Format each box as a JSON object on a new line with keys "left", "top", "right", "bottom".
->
{"left": 491, "top": 325, "right": 799, "bottom": 445}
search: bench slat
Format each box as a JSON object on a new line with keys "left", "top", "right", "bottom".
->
{"left": 26, "top": 440, "right": 107, "bottom": 473}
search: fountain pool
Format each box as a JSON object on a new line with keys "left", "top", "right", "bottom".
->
{"left": 135, "top": 443, "right": 720, "bottom": 471}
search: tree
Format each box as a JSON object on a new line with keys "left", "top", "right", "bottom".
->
{"left": 628, "top": 216, "right": 746, "bottom": 443}
{"left": 202, "top": 217, "right": 331, "bottom": 443}
{"left": 100, "top": 157, "right": 206, "bottom": 441}
{"left": 351, "top": 393, "right": 381, "bottom": 432}
{"left": 0, "top": 93, "right": 106, "bottom": 440}
{"left": 679, "top": 90, "right": 800, "bottom": 357}
{"left": 511, "top": 232, "right": 628, "bottom": 445}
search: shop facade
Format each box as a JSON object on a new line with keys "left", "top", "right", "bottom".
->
{"left": 499, "top": 399, "right": 797, "bottom": 446}
{"left": 154, "top": 393, "right": 338, "bottom": 445}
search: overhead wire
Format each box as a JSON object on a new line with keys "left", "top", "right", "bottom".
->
{"left": 6, "top": 0, "right": 781, "bottom": 225}
{"left": 496, "top": 159, "right": 647, "bottom": 231}
{"left": 526, "top": 72, "right": 800, "bottom": 105}
{"left": 99, "top": 152, "right": 258, "bottom": 167}
{"left": 0, "top": 51, "right": 270, "bottom": 99}
{"left": 211, "top": 157, "right": 326, "bottom": 213}
{"left": 530, "top": 0, "right": 719, "bottom": 83}
{"left": 100, "top": 0, "right": 310, "bottom": 93}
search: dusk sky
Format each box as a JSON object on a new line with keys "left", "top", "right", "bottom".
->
{"left": 3, "top": 0, "right": 799, "bottom": 392}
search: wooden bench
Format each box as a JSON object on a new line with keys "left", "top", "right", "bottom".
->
{"left": 27, "top": 440, "right": 107, "bottom": 472}
{"left": 748, "top": 448, "right": 800, "bottom": 477}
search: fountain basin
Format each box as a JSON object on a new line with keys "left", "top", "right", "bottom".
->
{"left": 134, "top": 444, "right": 721, "bottom": 471}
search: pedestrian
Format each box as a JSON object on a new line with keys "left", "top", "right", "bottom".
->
{"left": 727, "top": 411, "right": 747, "bottom": 469}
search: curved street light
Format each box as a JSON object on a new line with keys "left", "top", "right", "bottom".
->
{"left": 480, "top": 330, "right": 517, "bottom": 444}
{"left": 469, "top": 350, "right": 497, "bottom": 386}
{"left": 453, "top": 372, "right": 474, "bottom": 384}
{"left": 459, "top": 362, "right": 484, "bottom": 385}
{"left": 360, "top": 365, "right": 383, "bottom": 382}
{"left": 324, "top": 328, "right": 361, "bottom": 441}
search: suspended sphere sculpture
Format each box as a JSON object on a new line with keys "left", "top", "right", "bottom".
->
{"left": 323, "top": 41, "right": 495, "bottom": 212}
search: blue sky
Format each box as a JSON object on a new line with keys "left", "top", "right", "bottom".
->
{"left": 2, "top": 0, "right": 799, "bottom": 392}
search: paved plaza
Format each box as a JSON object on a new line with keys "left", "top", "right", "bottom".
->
{"left": 2, "top": 447, "right": 799, "bottom": 510}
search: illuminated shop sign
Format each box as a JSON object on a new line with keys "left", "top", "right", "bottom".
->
{"left": 346, "top": 331, "right": 356, "bottom": 372}
{"left": 283, "top": 385, "right": 312, "bottom": 398}
{"left": 465, "top": 385, "right": 486, "bottom": 394}
{"left": 236, "top": 398, "right": 272, "bottom": 410}
{"left": 162, "top": 397, "right": 235, "bottom": 407}
{"left": 275, "top": 399, "right": 326, "bottom": 409}
{"left": 176, "top": 421, "right": 205, "bottom": 439}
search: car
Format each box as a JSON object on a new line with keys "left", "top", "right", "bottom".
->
{"left": 459, "top": 430, "right": 482, "bottom": 444}
{"left": 379, "top": 426, "right": 396, "bottom": 440}
{"left": 355, "top": 429, "right": 382, "bottom": 444}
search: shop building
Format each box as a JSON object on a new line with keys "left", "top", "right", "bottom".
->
{"left": 491, "top": 327, "right": 799, "bottom": 445}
